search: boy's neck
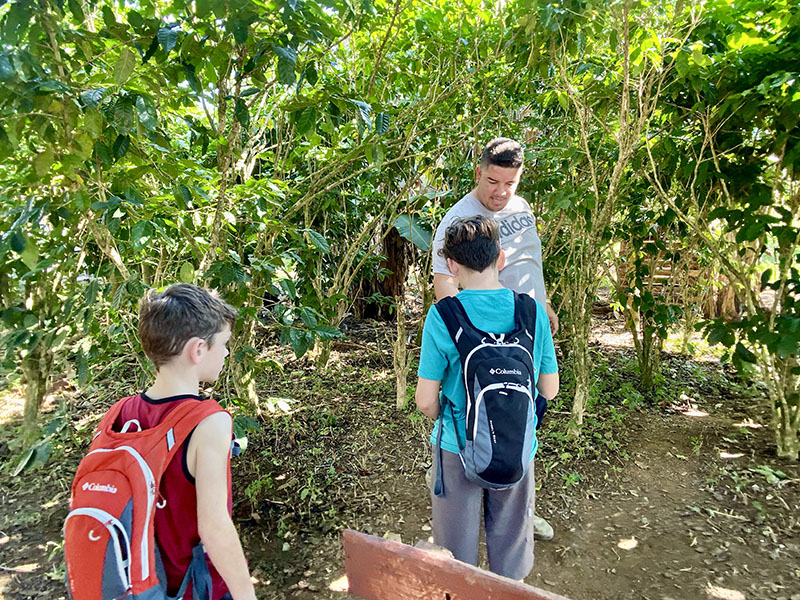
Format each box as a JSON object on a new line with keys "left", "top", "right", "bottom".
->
{"left": 458, "top": 268, "right": 503, "bottom": 291}
{"left": 146, "top": 364, "right": 201, "bottom": 399}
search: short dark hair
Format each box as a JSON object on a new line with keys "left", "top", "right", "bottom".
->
{"left": 438, "top": 215, "right": 501, "bottom": 272}
{"left": 138, "top": 283, "right": 237, "bottom": 367}
{"left": 480, "top": 137, "right": 524, "bottom": 169}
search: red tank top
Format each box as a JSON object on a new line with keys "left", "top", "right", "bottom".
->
{"left": 117, "top": 393, "right": 231, "bottom": 599}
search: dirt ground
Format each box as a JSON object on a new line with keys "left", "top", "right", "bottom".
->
{"left": 1, "top": 316, "right": 799, "bottom": 600}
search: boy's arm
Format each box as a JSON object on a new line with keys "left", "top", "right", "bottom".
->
{"left": 536, "top": 372, "right": 559, "bottom": 400}
{"left": 415, "top": 377, "right": 441, "bottom": 419}
{"left": 189, "top": 412, "right": 257, "bottom": 600}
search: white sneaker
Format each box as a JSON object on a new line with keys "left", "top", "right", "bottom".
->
{"left": 533, "top": 515, "right": 554, "bottom": 541}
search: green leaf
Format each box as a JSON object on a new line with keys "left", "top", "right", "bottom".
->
{"left": 94, "top": 141, "right": 112, "bottom": 166}
{"left": 288, "top": 327, "right": 310, "bottom": 358}
{"left": 776, "top": 336, "right": 798, "bottom": 359}
{"left": 112, "top": 134, "right": 130, "bottom": 158}
{"left": 305, "top": 229, "right": 329, "bottom": 253}
{"left": 113, "top": 98, "right": 135, "bottom": 133}
{"left": 114, "top": 48, "right": 137, "bottom": 86}
{"left": 0, "top": 53, "right": 14, "bottom": 82}
{"left": 13, "top": 447, "right": 35, "bottom": 477}
{"left": 135, "top": 95, "right": 158, "bottom": 131}
{"left": 734, "top": 342, "right": 757, "bottom": 364}
{"left": 34, "top": 147, "right": 54, "bottom": 177}
{"left": 10, "top": 231, "right": 26, "bottom": 253}
{"left": 131, "top": 220, "right": 154, "bottom": 251}
{"left": 376, "top": 112, "right": 390, "bottom": 134}
{"left": 174, "top": 184, "right": 192, "bottom": 208}
{"left": 296, "top": 107, "right": 316, "bottom": 135}
{"left": 234, "top": 99, "right": 250, "bottom": 128}
{"left": 20, "top": 238, "right": 39, "bottom": 270}
{"left": 38, "top": 80, "right": 68, "bottom": 93}
{"left": 299, "top": 307, "right": 318, "bottom": 328}
{"left": 313, "top": 324, "right": 342, "bottom": 340}
{"left": 277, "top": 58, "right": 296, "bottom": 85}
{"left": 196, "top": 0, "right": 213, "bottom": 17}
{"left": 305, "top": 62, "right": 318, "bottom": 86}
{"left": 158, "top": 28, "right": 178, "bottom": 53}
{"left": 351, "top": 99, "right": 371, "bottom": 129}
{"left": 74, "top": 133, "right": 94, "bottom": 159}
{"left": 231, "top": 20, "right": 248, "bottom": 44}
{"left": 179, "top": 262, "right": 195, "bottom": 283}
{"left": 394, "top": 214, "right": 432, "bottom": 251}
{"left": 273, "top": 46, "right": 297, "bottom": 62}
{"left": 80, "top": 89, "right": 105, "bottom": 109}
{"left": 143, "top": 37, "right": 159, "bottom": 63}
{"left": 68, "top": 0, "right": 85, "bottom": 22}
{"left": 84, "top": 110, "right": 104, "bottom": 138}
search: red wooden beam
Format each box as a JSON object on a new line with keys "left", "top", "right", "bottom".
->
{"left": 342, "top": 529, "right": 571, "bottom": 600}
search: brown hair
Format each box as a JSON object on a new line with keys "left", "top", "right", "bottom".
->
{"left": 138, "top": 283, "right": 237, "bottom": 367}
{"left": 480, "top": 137, "right": 524, "bottom": 169}
{"left": 438, "top": 215, "right": 501, "bottom": 272}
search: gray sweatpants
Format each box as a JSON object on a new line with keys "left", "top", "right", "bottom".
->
{"left": 429, "top": 445, "right": 535, "bottom": 580}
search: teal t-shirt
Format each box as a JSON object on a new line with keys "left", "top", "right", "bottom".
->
{"left": 418, "top": 288, "right": 558, "bottom": 457}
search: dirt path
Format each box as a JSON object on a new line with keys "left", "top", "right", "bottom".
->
{"left": 245, "top": 368, "right": 800, "bottom": 600}
{"left": 532, "top": 407, "right": 800, "bottom": 600}
{"left": 1, "top": 341, "right": 799, "bottom": 600}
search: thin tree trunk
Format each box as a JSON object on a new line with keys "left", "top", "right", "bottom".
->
{"left": 394, "top": 294, "right": 409, "bottom": 410}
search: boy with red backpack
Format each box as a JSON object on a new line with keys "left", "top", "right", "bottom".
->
{"left": 65, "top": 284, "right": 256, "bottom": 600}
{"left": 416, "top": 216, "right": 559, "bottom": 580}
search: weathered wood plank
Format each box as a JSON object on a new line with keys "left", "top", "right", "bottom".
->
{"left": 342, "top": 529, "right": 571, "bottom": 600}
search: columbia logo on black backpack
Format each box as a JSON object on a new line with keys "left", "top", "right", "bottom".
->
{"left": 433, "top": 292, "right": 539, "bottom": 497}
{"left": 489, "top": 367, "right": 522, "bottom": 376}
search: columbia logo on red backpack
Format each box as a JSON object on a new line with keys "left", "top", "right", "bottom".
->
{"left": 81, "top": 482, "right": 119, "bottom": 494}
{"left": 64, "top": 397, "right": 223, "bottom": 600}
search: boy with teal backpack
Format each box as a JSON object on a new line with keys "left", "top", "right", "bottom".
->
{"left": 416, "top": 215, "right": 559, "bottom": 580}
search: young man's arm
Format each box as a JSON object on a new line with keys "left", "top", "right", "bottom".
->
{"left": 415, "top": 377, "right": 441, "bottom": 419}
{"left": 536, "top": 372, "right": 559, "bottom": 400}
{"left": 189, "top": 412, "right": 257, "bottom": 600}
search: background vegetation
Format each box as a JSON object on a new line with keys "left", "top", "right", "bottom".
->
{"left": 1, "top": 0, "right": 798, "bottom": 463}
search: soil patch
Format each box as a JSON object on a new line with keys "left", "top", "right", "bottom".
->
{"left": 1, "top": 318, "right": 798, "bottom": 600}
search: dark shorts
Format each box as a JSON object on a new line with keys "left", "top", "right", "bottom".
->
{"left": 429, "top": 445, "right": 535, "bottom": 580}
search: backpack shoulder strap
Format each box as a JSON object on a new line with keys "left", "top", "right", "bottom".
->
{"left": 513, "top": 292, "right": 538, "bottom": 345}
{"left": 92, "top": 396, "right": 136, "bottom": 440}
{"left": 434, "top": 295, "right": 491, "bottom": 354}
{"left": 434, "top": 296, "right": 469, "bottom": 343}
{"left": 154, "top": 399, "right": 228, "bottom": 460}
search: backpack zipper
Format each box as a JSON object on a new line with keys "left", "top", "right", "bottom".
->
{"left": 472, "top": 382, "right": 532, "bottom": 439}
{"left": 87, "top": 446, "right": 155, "bottom": 581}
{"left": 65, "top": 507, "right": 132, "bottom": 591}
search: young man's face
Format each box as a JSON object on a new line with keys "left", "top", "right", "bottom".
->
{"left": 199, "top": 324, "right": 232, "bottom": 383}
{"left": 474, "top": 164, "right": 523, "bottom": 212}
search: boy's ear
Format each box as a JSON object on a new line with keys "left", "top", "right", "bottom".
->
{"left": 446, "top": 257, "right": 461, "bottom": 277}
{"left": 497, "top": 248, "right": 506, "bottom": 271}
{"left": 184, "top": 337, "right": 206, "bottom": 365}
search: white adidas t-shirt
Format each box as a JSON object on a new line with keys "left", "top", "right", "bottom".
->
{"left": 432, "top": 193, "right": 547, "bottom": 303}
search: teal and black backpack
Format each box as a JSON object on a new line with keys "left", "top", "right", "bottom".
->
{"left": 433, "top": 292, "right": 538, "bottom": 497}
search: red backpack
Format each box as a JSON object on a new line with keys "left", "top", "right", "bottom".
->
{"left": 64, "top": 397, "right": 224, "bottom": 599}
